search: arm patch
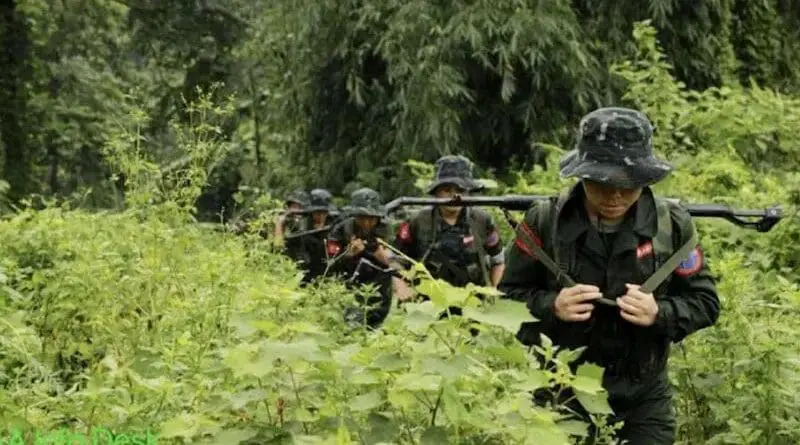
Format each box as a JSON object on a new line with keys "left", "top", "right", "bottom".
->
{"left": 675, "top": 247, "right": 703, "bottom": 277}
{"left": 326, "top": 239, "right": 341, "bottom": 257}
{"left": 396, "top": 221, "right": 412, "bottom": 242}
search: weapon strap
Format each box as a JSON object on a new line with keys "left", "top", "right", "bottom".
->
{"left": 466, "top": 207, "right": 492, "bottom": 286}
{"left": 514, "top": 198, "right": 700, "bottom": 305}
{"left": 640, "top": 229, "right": 697, "bottom": 294}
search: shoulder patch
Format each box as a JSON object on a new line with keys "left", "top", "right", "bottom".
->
{"left": 326, "top": 239, "right": 341, "bottom": 257}
{"left": 675, "top": 247, "right": 703, "bottom": 276}
{"left": 636, "top": 241, "right": 653, "bottom": 259}
{"left": 397, "top": 221, "right": 412, "bottom": 242}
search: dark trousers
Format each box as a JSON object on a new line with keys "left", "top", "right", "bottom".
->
{"left": 535, "top": 371, "right": 676, "bottom": 445}
{"left": 346, "top": 272, "right": 392, "bottom": 328}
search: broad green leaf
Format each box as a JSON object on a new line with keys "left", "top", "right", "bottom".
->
{"left": 403, "top": 307, "right": 437, "bottom": 334}
{"left": 229, "top": 389, "right": 267, "bottom": 410}
{"left": 420, "top": 354, "right": 472, "bottom": 381}
{"left": 159, "top": 413, "right": 218, "bottom": 439}
{"left": 415, "top": 278, "right": 448, "bottom": 307}
{"left": 387, "top": 389, "right": 415, "bottom": 409}
{"left": 465, "top": 283, "right": 504, "bottom": 298}
{"left": 420, "top": 426, "right": 450, "bottom": 445}
{"left": 349, "top": 369, "right": 381, "bottom": 385}
{"left": 370, "top": 352, "right": 408, "bottom": 371}
{"left": 349, "top": 391, "right": 383, "bottom": 411}
{"left": 223, "top": 344, "right": 274, "bottom": 378}
{"left": 442, "top": 385, "right": 469, "bottom": 424}
{"left": 212, "top": 428, "right": 258, "bottom": 444}
{"left": 571, "top": 363, "right": 605, "bottom": 394}
{"left": 574, "top": 390, "right": 614, "bottom": 415}
{"left": 393, "top": 373, "right": 442, "bottom": 391}
{"left": 524, "top": 418, "right": 573, "bottom": 445}
{"left": 513, "top": 369, "right": 550, "bottom": 391}
{"left": 332, "top": 344, "right": 361, "bottom": 367}
{"left": 364, "top": 412, "right": 401, "bottom": 444}
{"left": 556, "top": 419, "right": 590, "bottom": 437}
{"left": 261, "top": 338, "right": 326, "bottom": 362}
{"left": 486, "top": 345, "right": 528, "bottom": 364}
{"left": 463, "top": 299, "right": 536, "bottom": 334}
{"left": 293, "top": 407, "right": 319, "bottom": 422}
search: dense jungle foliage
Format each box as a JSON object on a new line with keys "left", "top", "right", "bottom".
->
{"left": 1, "top": 1, "right": 799, "bottom": 444}
{"left": 2, "top": 0, "right": 800, "bottom": 216}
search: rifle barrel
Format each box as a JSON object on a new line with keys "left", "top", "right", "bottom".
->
{"left": 383, "top": 196, "right": 784, "bottom": 232}
{"left": 283, "top": 226, "right": 332, "bottom": 240}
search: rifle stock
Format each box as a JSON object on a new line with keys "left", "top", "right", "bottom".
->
{"left": 383, "top": 195, "right": 784, "bottom": 232}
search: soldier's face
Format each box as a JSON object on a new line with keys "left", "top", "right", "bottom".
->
{"left": 435, "top": 184, "right": 466, "bottom": 213}
{"left": 312, "top": 211, "right": 328, "bottom": 225}
{"left": 582, "top": 180, "right": 642, "bottom": 220}
{"left": 356, "top": 215, "right": 378, "bottom": 231}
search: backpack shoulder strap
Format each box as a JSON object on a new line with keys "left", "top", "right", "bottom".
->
{"left": 414, "top": 206, "right": 438, "bottom": 262}
{"left": 413, "top": 206, "right": 434, "bottom": 231}
{"left": 342, "top": 218, "right": 355, "bottom": 240}
{"left": 515, "top": 190, "right": 576, "bottom": 288}
{"left": 467, "top": 208, "right": 491, "bottom": 286}
{"left": 651, "top": 197, "right": 674, "bottom": 258}
{"left": 640, "top": 198, "right": 699, "bottom": 294}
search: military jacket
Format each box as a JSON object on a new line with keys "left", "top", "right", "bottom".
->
{"left": 296, "top": 215, "right": 340, "bottom": 283}
{"left": 499, "top": 185, "right": 719, "bottom": 394}
{"left": 393, "top": 206, "right": 504, "bottom": 286}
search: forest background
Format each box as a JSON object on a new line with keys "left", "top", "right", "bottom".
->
{"left": 1, "top": 1, "right": 799, "bottom": 444}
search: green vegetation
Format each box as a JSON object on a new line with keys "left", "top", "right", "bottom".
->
{"left": 0, "top": 2, "right": 799, "bottom": 444}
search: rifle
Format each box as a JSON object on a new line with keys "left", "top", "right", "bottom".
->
{"left": 283, "top": 225, "right": 332, "bottom": 240}
{"left": 349, "top": 255, "right": 403, "bottom": 283}
{"left": 383, "top": 195, "right": 784, "bottom": 232}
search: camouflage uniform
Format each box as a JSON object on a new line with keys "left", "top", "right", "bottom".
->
{"left": 499, "top": 108, "right": 720, "bottom": 444}
{"left": 327, "top": 188, "right": 393, "bottom": 328}
{"left": 394, "top": 156, "right": 504, "bottom": 294}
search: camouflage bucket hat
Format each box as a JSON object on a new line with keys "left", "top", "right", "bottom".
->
{"left": 559, "top": 107, "right": 674, "bottom": 189}
{"left": 285, "top": 188, "right": 310, "bottom": 207}
{"left": 306, "top": 188, "right": 336, "bottom": 213}
{"left": 426, "top": 155, "right": 484, "bottom": 195}
{"left": 344, "top": 187, "right": 386, "bottom": 218}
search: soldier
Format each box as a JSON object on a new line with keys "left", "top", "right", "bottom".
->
{"left": 274, "top": 188, "right": 310, "bottom": 241}
{"left": 326, "top": 188, "right": 394, "bottom": 328}
{"left": 294, "top": 188, "right": 340, "bottom": 284}
{"left": 499, "top": 107, "right": 720, "bottom": 444}
{"left": 308, "top": 188, "right": 341, "bottom": 228}
{"left": 392, "top": 155, "right": 506, "bottom": 310}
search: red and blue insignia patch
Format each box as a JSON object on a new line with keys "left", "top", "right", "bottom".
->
{"left": 326, "top": 240, "right": 341, "bottom": 257}
{"left": 486, "top": 229, "right": 500, "bottom": 247}
{"left": 396, "top": 221, "right": 412, "bottom": 242}
{"left": 636, "top": 241, "right": 653, "bottom": 259}
{"left": 675, "top": 247, "right": 703, "bottom": 276}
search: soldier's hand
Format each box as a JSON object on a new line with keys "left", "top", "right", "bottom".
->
{"left": 554, "top": 284, "right": 602, "bottom": 322}
{"left": 617, "top": 284, "right": 659, "bottom": 326}
{"left": 393, "top": 278, "right": 415, "bottom": 302}
{"left": 347, "top": 236, "right": 366, "bottom": 256}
